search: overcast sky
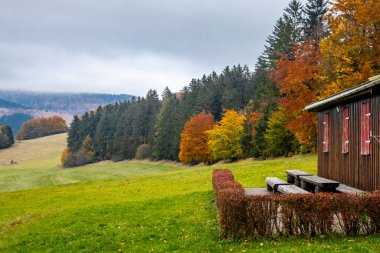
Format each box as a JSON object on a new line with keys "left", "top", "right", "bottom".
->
{"left": 0, "top": 0, "right": 291, "bottom": 96}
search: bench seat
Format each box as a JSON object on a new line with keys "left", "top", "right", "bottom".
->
{"left": 277, "top": 184, "right": 311, "bottom": 194}
{"left": 336, "top": 184, "right": 365, "bottom": 194}
{"left": 265, "top": 177, "right": 289, "bottom": 192}
{"left": 245, "top": 188, "right": 272, "bottom": 196}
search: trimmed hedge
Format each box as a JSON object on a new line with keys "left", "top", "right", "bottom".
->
{"left": 212, "top": 169, "right": 380, "bottom": 239}
{"left": 212, "top": 169, "right": 246, "bottom": 238}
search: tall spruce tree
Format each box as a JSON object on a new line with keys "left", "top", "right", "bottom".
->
{"left": 151, "top": 87, "right": 179, "bottom": 160}
{"left": 265, "top": 0, "right": 304, "bottom": 63}
{"left": 0, "top": 125, "right": 14, "bottom": 149}
{"left": 304, "top": 0, "right": 328, "bottom": 44}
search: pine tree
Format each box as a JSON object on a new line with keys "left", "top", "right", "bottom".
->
{"left": 304, "top": 0, "right": 328, "bottom": 44}
{"left": 151, "top": 88, "right": 179, "bottom": 160}
{"left": 265, "top": 0, "right": 304, "bottom": 63}
{"left": 0, "top": 125, "right": 14, "bottom": 149}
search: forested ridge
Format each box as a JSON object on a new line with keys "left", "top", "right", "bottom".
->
{"left": 64, "top": 0, "right": 380, "bottom": 167}
{"left": 0, "top": 113, "right": 33, "bottom": 134}
{"left": 0, "top": 91, "right": 132, "bottom": 115}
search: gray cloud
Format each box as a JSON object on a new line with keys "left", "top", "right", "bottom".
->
{"left": 0, "top": 0, "right": 290, "bottom": 96}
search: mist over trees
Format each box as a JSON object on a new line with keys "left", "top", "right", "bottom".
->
{"left": 63, "top": 0, "right": 380, "bottom": 167}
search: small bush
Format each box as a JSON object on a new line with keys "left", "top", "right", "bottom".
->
{"left": 61, "top": 148, "right": 70, "bottom": 165}
{"left": 135, "top": 144, "right": 151, "bottom": 160}
{"left": 63, "top": 150, "right": 91, "bottom": 168}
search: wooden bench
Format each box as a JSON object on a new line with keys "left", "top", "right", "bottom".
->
{"left": 265, "top": 177, "right": 289, "bottom": 193}
{"left": 277, "top": 184, "right": 312, "bottom": 194}
{"left": 244, "top": 188, "right": 272, "bottom": 196}
{"left": 299, "top": 175, "right": 340, "bottom": 193}
{"left": 285, "top": 170, "right": 313, "bottom": 186}
{"left": 336, "top": 184, "right": 365, "bottom": 195}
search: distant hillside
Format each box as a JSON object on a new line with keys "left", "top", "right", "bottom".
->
{"left": 0, "top": 98, "right": 27, "bottom": 109}
{"left": 0, "top": 113, "right": 33, "bottom": 134}
{"left": 0, "top": 90, "right": 133, "bottom": 115}
{"left": 0, "top": 91, "right": 134, "bottom": 134}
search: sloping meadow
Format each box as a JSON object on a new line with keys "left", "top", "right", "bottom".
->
{"left": 1, "top": 156, "right": 380, "bottom": 252}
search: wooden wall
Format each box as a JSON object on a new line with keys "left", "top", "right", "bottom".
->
{"left": 318, "top": 95, "right": 380, "bottom": 191}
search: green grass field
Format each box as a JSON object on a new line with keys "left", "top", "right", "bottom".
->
{"left": 1, "top": 135, "right": 379, "bottom": 252}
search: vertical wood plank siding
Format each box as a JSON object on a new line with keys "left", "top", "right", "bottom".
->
{"left": 318, "top": 95, "right": 380, "bottom": 191}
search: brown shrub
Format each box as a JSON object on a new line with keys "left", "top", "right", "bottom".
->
{"left": 16, "top": 116, "right": 68, "bottom": 140}
{"left": 212, "top": 169, "right": 380, "bottom": 239}
{"left": 135, "top": 144, "right": 151, "bottom": 160}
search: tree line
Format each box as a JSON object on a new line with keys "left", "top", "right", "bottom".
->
{"left": 63, "top": 0, "right": 380, "bottom": 166}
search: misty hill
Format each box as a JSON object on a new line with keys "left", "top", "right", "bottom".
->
{"left": 0, "top": 91, "right": 133, "bottom": 134}
{"left": 0, "top": 113, "right": 33, "bottom": 134}
{"left": 0, "top": 90, "right": 133, "bottom": 115}
{"left": 0, "top": 98, "right": 27, "bottom": 109}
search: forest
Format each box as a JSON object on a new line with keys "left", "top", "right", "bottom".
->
{"left": 63, "top": 0, "right": 380, "bottom": 167}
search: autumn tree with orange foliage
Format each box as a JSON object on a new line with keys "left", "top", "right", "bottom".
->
{"left": 273, "top": 42, "right": 322, "bottom": 150}
{"left": 320, "top": 0, "right": 380, "bottom": 95}
{"left": 274, "top": 0, "right": 380, "bottom": 151}
{"left": 179, "top": 111, "right": 214, "bottom": 164}
{"left": 16, "top": 116, "right": 68, "bottom": 140}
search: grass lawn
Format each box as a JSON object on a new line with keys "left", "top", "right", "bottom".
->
{"left": 0, "top": 133, "right": 67, "bottom": 167}
{"left": 1, "top": 151, "right": 380, "bottom": 252}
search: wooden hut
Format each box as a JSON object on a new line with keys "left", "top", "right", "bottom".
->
{"left": 305, "top": 75, "right": 380, "bottom": 191}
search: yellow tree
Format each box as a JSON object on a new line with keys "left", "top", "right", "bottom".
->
{"left": 207, "top": 110, "right": 246, "bottom": 161}
{"left": 320, "top": 0, "right": 380, "bottom": 95}
{"left": 179, "top": 112, "right": 214, "bottom": 164}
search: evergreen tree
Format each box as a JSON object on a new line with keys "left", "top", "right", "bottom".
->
{"left": 304, "top": 0, "right": 328, "bottom": 44}
{"left": 67, "top": 115, "right": 81, "bottom": 151}
{"left": 265, "top": 0, "right": 304, "bottom": 63}
{"left": 264, "top": 110, "right": 297, "bottom": 157}
{"left": 151, "top": 88, "right": 179, "bottom": 160}
{"left": 0, "top": 125, "right": 14, "bottom": 149}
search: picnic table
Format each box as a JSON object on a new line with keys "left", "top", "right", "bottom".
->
{"left": 299, "top": 175, "right": 340, "bottom": 193}
{"left": 285, "top": 170, "right": 313, "bottom": 186}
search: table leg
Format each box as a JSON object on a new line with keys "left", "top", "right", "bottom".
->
{"left": 287, "top": 174, "right": 295, "bottom": 184}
